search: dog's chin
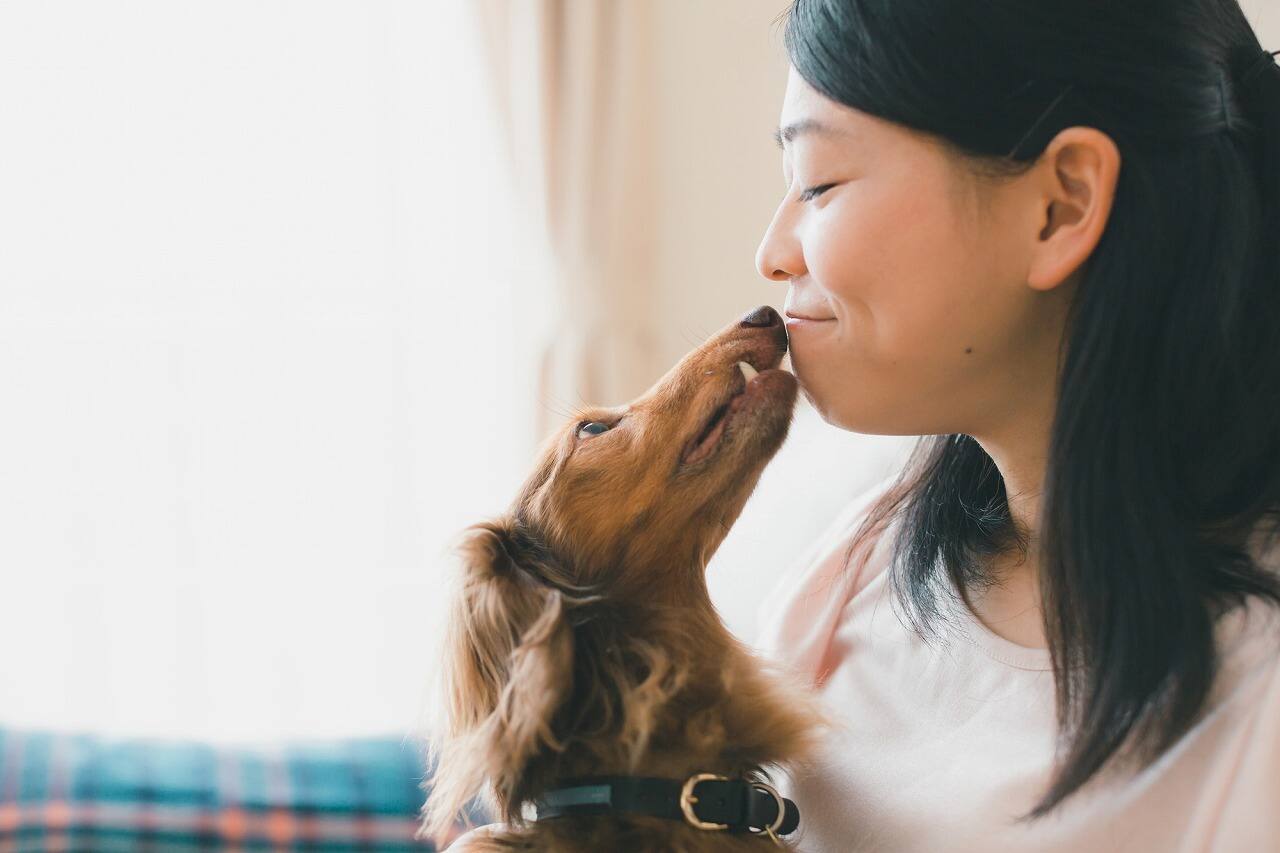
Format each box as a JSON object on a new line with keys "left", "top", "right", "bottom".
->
{"left": 680, "top": 367, "right": 799, "bottom": 471}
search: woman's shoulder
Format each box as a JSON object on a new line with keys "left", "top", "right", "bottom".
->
{"left": 752, "top": 473, "right": 900, "bottom": 681}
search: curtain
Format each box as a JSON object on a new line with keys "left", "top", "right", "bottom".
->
{"left": 471, "top": 0, "right": 663, "bottom": 438}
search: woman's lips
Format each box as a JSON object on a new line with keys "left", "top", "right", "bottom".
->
{"left": 784, "top": 313, "right": 835, "bottom": 326}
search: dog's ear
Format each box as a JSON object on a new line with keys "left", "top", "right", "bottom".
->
{"left": 420, "top": 519, "right": 575, "bottom": 842}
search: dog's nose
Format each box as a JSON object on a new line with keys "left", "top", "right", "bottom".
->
{"left": 739, "top": 305, "right": 780, "bottom": 328}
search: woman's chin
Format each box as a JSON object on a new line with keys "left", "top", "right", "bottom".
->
{"left": 796, "top": 382, "right": 911, "bottom": 436}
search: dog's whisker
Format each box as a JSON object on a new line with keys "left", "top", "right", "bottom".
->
{"left": 537, "top": 398, "right": 571, "bottom": 416}
{"left": 677, "top": 326, "right": 703, "bottom": 348}
{"left": 537, "top": 393, "right": 587, "bottom": 422}
{"left": 538, "top": 404, "right": 577, "bottom": 423}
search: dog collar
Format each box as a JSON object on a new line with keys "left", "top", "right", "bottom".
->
{"left": 532, "top": 772, "right": 800, "bottom": 840}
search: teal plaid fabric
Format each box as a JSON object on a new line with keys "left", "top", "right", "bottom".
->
{"left": 0, "top": 726, "right": 488, "bottom": 852}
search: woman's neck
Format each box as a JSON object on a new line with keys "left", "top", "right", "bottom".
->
{"left": 966, "top": 543, "right": 1047, "bottom": 649}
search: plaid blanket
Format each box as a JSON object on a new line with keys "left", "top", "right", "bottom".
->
{"left": 0, "top": 726, "right": 489, "bottom": 852}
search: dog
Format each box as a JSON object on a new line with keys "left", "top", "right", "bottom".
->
{"left": 419, "top": 305, "right": 831, "bottom": 851}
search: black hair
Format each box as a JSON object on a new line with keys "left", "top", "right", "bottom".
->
{"left": 777, "top": 0, "right": 1280, "bottom": 822}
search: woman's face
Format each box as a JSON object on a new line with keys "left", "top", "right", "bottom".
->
{"left": 756, "top": 66, "right": 1072, "bottom": 437}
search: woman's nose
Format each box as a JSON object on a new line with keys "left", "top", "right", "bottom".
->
{"left": 754, "top": 206, "right": 805, "bottom": 282}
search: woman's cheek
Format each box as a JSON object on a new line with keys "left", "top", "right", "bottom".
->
{"left": 806, "top": 199, "right": 877, "bottom": 290}
{"left": 803, "top": 231, "right": 859, "bottom": 304}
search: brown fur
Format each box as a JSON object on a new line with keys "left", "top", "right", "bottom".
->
{"left": 419, "top": 309, "right": 834, "bottom": 851}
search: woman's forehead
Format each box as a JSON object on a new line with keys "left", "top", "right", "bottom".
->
{"left": 778, "top": 68, "right": 899, "bottom": 156}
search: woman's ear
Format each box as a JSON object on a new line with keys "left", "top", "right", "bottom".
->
{"left": 1025, "top": 126, "right": 1119, "bottom": 293}
{"left": 419, "top": 519, "right": 574, "bottom": 843}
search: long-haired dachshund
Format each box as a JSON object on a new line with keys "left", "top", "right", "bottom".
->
{"left": 419, "top": 305, "right": 830, "bottom": 851}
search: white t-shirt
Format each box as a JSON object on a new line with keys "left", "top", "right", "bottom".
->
{"left": 753, "top": 478, "right": 1280, "bottom": 852}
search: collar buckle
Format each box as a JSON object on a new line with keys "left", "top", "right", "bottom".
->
{"left": 678, "top": 772, "right": 729, "bottom": 831}
{"left": 746, "top": 780, "right": 787, "bottom": 846}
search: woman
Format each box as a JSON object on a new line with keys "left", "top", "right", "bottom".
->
{"left": 752, "top": 0, "right": 1280, "bottom": 850}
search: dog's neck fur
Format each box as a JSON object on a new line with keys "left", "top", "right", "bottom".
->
{"left": 510, "top": 591, "right": 823, "bottom": 813}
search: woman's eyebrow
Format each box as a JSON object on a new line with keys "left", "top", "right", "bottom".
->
{"left": 773, "top": 118, "right": 847, "bottom": 149}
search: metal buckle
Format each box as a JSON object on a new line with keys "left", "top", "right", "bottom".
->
{"left": 679, "top": 773, "right": 729, "bottom": 831}
{"left": 747, "top": 781, "right": 787, "bottom": 846}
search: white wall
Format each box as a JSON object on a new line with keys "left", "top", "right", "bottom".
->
{"left": 0, "top": 0, "right": 536, "bottom": 743}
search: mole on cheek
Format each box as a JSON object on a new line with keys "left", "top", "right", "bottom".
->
{"left": 964, "top": 347, "right": 973, "bottom": 354}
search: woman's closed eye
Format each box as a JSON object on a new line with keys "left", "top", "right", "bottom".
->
{"left": 798, "top": 183, "right": 837, "bottom": 203}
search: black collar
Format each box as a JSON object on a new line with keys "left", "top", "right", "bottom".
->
{"left": 532, "top": 772, "right": 800, "bottom": 839}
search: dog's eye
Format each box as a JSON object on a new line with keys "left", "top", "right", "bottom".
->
{"left": 577, "top": 421, "right": 611, "bottom": 438}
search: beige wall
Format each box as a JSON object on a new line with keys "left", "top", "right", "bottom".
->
{"left": 646, "top": 0, "right": 793, "bottom": 379}
{"left": 1242, "top": 0, "right": 1280, "bottom": 38}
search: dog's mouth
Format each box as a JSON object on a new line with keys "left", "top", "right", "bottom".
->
{"left": 679, "top": 356, "right": 793, "bottom": 467}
